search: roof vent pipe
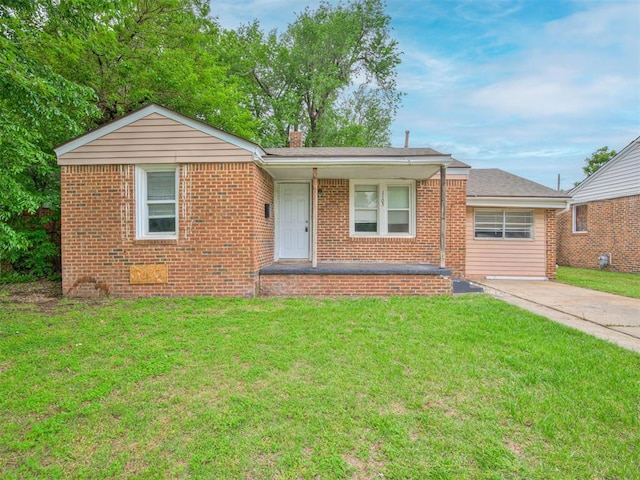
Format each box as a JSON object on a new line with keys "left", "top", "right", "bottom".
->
{"left": 404, "top": 130, "right": 410, "bottom": 148}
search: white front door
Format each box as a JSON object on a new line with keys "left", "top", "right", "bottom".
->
{"left": 278, "top": 183, "right": 310, "bottom": 259}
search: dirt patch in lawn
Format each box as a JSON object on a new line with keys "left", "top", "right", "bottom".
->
{"left": 0, "top": 280, "right": 63, "bottom": 314}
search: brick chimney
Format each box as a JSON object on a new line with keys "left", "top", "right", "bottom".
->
{"left": 289, "top": 130, "right": 303, "bottom": 148}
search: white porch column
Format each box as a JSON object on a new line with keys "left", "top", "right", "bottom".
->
{"left": 312, "top": 167, "right": 318, "bottom": 268}
{"left": 440, "top": 164, "right": 446, "bottom": 269}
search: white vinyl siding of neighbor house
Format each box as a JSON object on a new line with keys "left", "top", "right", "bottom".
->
{"left": 571, "top": 139, "right": 640, "bottom": 204}
{"left": 57, "top": 113, "right": 255, "bottom": 165}
{"left": 465, "top": 208, "right": 547, "bottom": 278}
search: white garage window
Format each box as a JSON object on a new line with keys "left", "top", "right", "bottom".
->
{"left": 135, "top": 165, "right": 178, "bottom": 239}
{"left": 474, "top": 209, "right": 534, "bottom": 240}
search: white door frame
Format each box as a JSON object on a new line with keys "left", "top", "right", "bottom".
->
{"left": 274, "top": 181, "right": 311, "bottom": 261}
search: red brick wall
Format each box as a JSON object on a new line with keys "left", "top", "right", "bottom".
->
{"left": 61, "top": 162, "right": 274, "bottom": 297}
{"left": 61, "top": 162, "right": 465, "bottom": 298}
{"left": 260, "top": 274, "right": 452, "bottom": 296}
{"left": 252, "top": 166, "right": 275, "bottom": 271}
{"left": 557, "top": 195, "right": 640, "bottom": 273}
{"left": 316, "top": 178, "right": 466, "bottom": 277}
{"left": 545, "top": 209, "right": 557, "bottom": 279}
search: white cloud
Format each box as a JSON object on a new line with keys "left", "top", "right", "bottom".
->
{"left": 468, "top": 2, "right": 639, "bottom": 118}
{"left": 397, "top": 50, "right": 462, "bottom": 93}
{"left": 471, "top": 74, "right": 630, "bottom": 117}
{"left": 453, "top": 0, "right": 525, "bottom": 23}
{"left": 391, "top": 1, "right": 639, "bottom": 186}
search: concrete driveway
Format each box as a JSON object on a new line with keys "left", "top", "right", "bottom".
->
{"left": 478, "top": 280, "right": 640, "bottom": 354}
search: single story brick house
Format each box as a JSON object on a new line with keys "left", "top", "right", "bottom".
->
{"left": 55, "top": 104, "right": 569, "bottom": 297}
{"left": 557, "top": 136, "right": 639, "bottom": 273}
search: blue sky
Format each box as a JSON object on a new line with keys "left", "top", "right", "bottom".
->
{"left": 211, "top": 0, "right": 640, "bottom": 189}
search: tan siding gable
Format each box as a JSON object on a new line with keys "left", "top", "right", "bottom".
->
{"left": 466, "top": 208, "right": 547, "bottom": 278}
{"left": 59, "top": 113, "right": 254, "bottom": 165}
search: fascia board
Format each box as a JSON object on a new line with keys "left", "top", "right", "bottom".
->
{"left": 466, "top": 197, "right": 570, "bottom": 209}
{"left": 445, "top": 167, "right": 471, "bottom": 176}
{"left": 263, "top": 155, "right": 453, "bottom": 166}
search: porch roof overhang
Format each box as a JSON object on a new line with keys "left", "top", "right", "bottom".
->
{"left": 257, "top": 155, "right": 454, "bottom": 180}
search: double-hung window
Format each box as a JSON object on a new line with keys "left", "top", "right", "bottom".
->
{"left": 573, "top": 204, "right": 587, "bottom": 233}
{"left": 351, "top": 180, "right": 415, "bottom": 236}
{"left": 474, "top": 209, "right": 534, "bottom": 240}
{"left": 136, "top": 165, "right": 178, "bottom": 239}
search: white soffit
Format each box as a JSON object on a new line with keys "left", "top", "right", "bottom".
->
{"left": 263, "top": 156, "right": 452, "bottom": 179}
{"left": 263, "top": 163, "right": 446, "bottom": 180}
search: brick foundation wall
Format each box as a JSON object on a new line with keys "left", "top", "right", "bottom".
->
{"left": 61, "top": 162, "right": 274, "bottom": 297}
{"left": 316, "top": 178, "right": 466, "bottom": 277}
{"left": 557, "top": 195, "right": 640, "bottom": 273}
{"left": 260, "top": 274, "right": 452, "bottom": 296}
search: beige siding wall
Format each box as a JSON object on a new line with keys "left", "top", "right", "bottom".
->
{"left": 58, "top": 113, "right": 254, "bottom": 164}
{"left": 466, "top": 208, "right": 547, "bottom": 278}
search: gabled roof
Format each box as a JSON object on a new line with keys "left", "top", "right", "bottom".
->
{"left": 54, "top": 103, "right": 457, "bottom": 180}
{"left": 467, "top": 169, "right": 570, "bottom": 209}
{"left": 568, "top": 136, "right": 640, "bottom": 204}
{"left": 54, "top": 103, "right": 265, "bottom": 157}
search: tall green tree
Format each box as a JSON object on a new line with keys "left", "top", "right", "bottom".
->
{"left": 0, "top": 0, "right": 100, "bottom": 272}
{"left": 582, "top": 146, "right": 617, "bottom": 178}
{"left": 231, "top": 0, "right": 402, "bottom": 147}
{"left": 36, "top": 0, "right": 258, "bottom": 137}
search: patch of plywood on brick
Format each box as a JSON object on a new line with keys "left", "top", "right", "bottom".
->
{"left": 130, "top": 264, "right": 168, "bottom": 284}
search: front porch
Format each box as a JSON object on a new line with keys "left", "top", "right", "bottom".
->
{"left": 259, "top": 262, "right": 453, "bottom": 296}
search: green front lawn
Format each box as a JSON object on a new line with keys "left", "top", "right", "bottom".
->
{"left": 1, "top": 295, "right": 639, "bottom": 479}
{"left": 557, "top": 266, "right": 640, "bottom": 299}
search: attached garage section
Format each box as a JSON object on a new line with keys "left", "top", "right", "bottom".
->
{"left": 465, "top": 169, "right": 570, "bottom": 280}
{"left": 465, "top": 207, "right": 547, "bottom": 279}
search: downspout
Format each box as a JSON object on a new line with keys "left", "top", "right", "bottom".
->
{"left": 440, "top": 164, "right": 446, "bottom": 269}
{"left": 312, "top": 168, "right": 318, "bottom": 268}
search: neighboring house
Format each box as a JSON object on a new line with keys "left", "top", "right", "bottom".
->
{"left": 466, "top": 169, "right": 569, "bottom": 279}
{"left": 54, "top": 104, "right": 567, "bottom": 297}
{"left": 557, "top": 136, "right": 640, "bottom": 273}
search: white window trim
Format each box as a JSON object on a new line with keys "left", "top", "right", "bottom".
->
{"left": 135, "top": 165, "right": 179, "bottom": 240}
{"left": 572, "top": 204, "right": 588, "bottom": 233}
{"left": 349, "top": 179, "right": 416, "bottom": 237}
{"left": 473, "top": 208, "right": 535, "bottom": 241}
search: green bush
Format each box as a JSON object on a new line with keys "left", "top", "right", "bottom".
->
{"left": 1, "top": 209, "right": 60, "bottom": 281}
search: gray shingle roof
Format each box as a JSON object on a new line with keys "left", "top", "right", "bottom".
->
{"left": 265, "top": 147, "right": 445, "bottom": 157}
{"left": 468, "top": 169, "right": 569, "bottom": 198}
{"left": 264, "top": 147, "right": 472, "bottom": 169}
{"left": 448, "top": 158, "right": 471, "bottom": 168}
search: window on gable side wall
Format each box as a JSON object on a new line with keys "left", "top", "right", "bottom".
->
{"left": 135, "top": 165, "right": 178, "bottom": 239}
{"left": 573, "top": 204, "right": 588, "bottom": 233}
